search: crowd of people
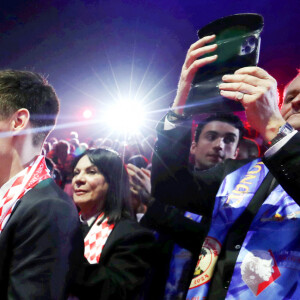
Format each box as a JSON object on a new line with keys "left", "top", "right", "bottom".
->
{"left": 0, "top": 32, "right": 299, "bottom": 300}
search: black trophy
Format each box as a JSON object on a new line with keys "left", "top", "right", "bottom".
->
{"left": 184, "top": 13, "right": 264, "bottom": 116}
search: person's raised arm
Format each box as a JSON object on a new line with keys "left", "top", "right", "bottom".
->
{"left": 152, "top": 36, "right": 222, "bottom": 216}
{"left": 219, "top": 66, "right": 300, "bottom": 202}
{"left": 219, "top": 66, "right": 285, "bottom": 142}
{"left": 170, "top": 35, "right": 218, "bottom": 116}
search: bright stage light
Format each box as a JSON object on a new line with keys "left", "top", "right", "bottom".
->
{"left": 105, "top": 100, "right": 146, "bottom": 134}
{"left": 83, "top": 109, "right": 92, "bottom": 119}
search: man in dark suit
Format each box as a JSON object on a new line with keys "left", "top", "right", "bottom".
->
{"left": 147, "top": 35, "right": 300, "bottom": 299}
{"left": 0, "top": 70, "right": 83, "bottom": 299}
{"left": 141, "top": 112, "right": 244, "bottom": 300}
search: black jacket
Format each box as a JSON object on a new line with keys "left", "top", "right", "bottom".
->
{"left": 0, "top": 178, "right": 84, "bottom": 300}
{"left": 73, "top": 218, "right": 155, "bottom": 300}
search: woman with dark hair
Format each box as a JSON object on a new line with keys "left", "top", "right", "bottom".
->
{"left": 71, "top": 148, "right": 154, "bottom": 300}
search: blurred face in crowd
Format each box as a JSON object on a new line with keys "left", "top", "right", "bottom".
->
{"left": 237, "top": 138, "right": 259, "bottom": 160}
{"left": 281, "top": 75, "right": 300, "bottom": 130}
{"left": 72, "top": 155, "right": 109, "bottom": 219}
{"left": 190, "top": 121, "right": 239, "bottom": 170}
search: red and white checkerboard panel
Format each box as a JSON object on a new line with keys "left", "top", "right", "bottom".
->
{"left": 0, "top": 156, "right": 50, "bottom": 233}
{"left": 84, "top": 217, "right": 115, "bottom": 264}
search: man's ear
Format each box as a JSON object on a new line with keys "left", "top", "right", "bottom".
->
{"left": 233, "top": 146, "right": 239, "bottom": 159}
{"left": 190, "top": 141, "right": 197, "bottom": 155}
{"left": 12, "top": 109, "right": 30, "bottom": 133}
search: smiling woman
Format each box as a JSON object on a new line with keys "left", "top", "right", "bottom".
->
{"left": 70, "top": 148, "right": 154, "bottom": 300}
{"left": 73, "top": 155, "right": 111, "bottom": 220}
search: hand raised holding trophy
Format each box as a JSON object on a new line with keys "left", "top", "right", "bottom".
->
{"left": 171, "top": 13, "right": 284, "bottom": 142}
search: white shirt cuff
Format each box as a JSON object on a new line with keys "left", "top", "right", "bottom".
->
{"left": 164, "top": 117, "right": 179, "bottom": 130}
{"left": 264, "top": 130, "right": 297, "bottom": 157}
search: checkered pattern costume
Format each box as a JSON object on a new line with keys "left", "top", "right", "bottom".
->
{"left": 0, "top": 155, "right": 51, "bottom": 233}
{"left": 84, "top": 212, "right": 115, "bottom": 264}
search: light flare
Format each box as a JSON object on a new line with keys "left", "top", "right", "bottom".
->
{"left": 105, "top": 100, "right": 146, "bottom": 134}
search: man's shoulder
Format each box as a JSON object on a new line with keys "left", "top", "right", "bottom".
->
{"left": 223, "top": 158, "right": 253, "bottom": 174}
{"left": 22, "top": 178, "right": 71, "bottom": 204}
{"left": 0, "top": 178, "right": 81, "bottom": 248}
{"left": 193, "top": 158, "right": 252, "bottom": 182}
{"left": 12, "top": 178, "right": 78, "bottom": 222}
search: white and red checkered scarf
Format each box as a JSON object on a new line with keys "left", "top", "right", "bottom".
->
{"left": 84, "top": 212, "right": 115, "bottom": 264}
{"left": 0, "top": 155, "right": 51, "bottom": 233}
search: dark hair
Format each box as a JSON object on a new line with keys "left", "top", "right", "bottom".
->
{"left": 72, "top": 148, "right": 133, "bottom": 224}
{"left": 0, "top": 70, "right": 59, "bottom": 145}
{"left": 55, "top": 140, "right": 70, "bottom": 155}
{"left": 194, "top": 113, "right": 244, "bottom": 144}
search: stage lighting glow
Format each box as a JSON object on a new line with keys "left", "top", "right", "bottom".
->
{"left": 83, "top": 109, "right": 92, "bottom": 119}
{"left": 105, "top": 100, "right": 146, "bottom": 133}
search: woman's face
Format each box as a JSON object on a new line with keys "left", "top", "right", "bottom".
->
{"left": 72, "top": 155, "right": 109, "bottom": 218}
